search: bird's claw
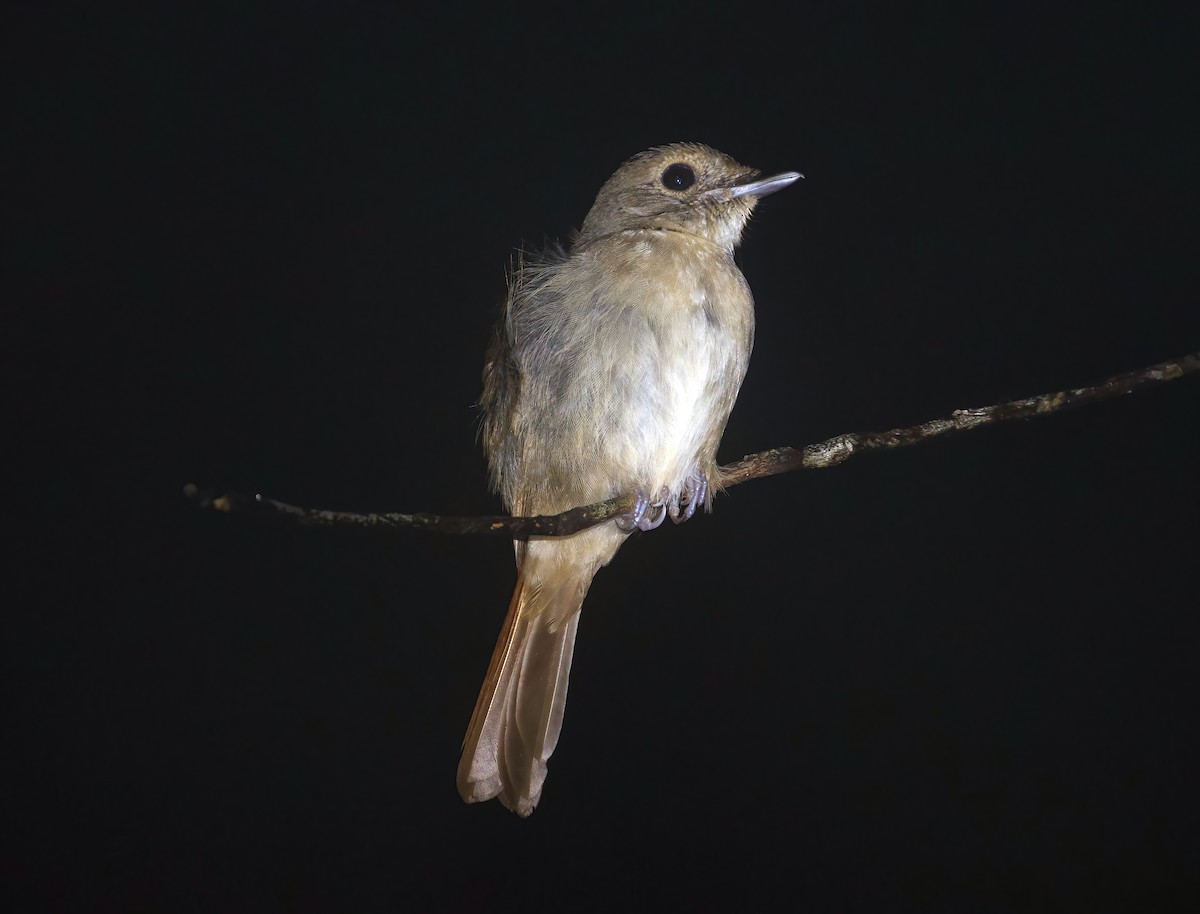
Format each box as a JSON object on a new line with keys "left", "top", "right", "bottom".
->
{"left": 616, "top": 486, "right": 671, "bottom": 532}
{"left": 638, "top": 487, "right": 669, "bottom": 531}
{"left": 615, "top": 487, "right": 651, "bottom": 531}
{"left": 670, "top": 472, "right": 708, "bottom": 524}
{"left": 619, "top": 474, "right": 708, "bottom": 533}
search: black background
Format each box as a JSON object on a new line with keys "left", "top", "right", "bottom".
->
{"left": 7, "top": 2, "right": 1199, "bottom": 910}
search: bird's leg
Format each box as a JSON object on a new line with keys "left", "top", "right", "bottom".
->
{"left": 671, "top": 471, "right": 708, "bottom": 524}
{"left": 616, "top": 487, "right": 651, "bottom": 531}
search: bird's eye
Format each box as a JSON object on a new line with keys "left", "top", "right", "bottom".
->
{"left": 661, "top": 163, "right": 696, "bottom": 191}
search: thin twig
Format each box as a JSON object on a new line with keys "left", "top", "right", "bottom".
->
{"left": 181, "top": 484, "right": 632, "bottom": 539}
{"left": 185, "top": 350, "right": 1198, "bottom": 539}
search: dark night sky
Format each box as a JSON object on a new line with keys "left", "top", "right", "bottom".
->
{"left": 7, "top": 3, "right": 1199, "bottom": 910}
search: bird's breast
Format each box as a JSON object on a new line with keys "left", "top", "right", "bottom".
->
{"left": 601, "top": 233, "right": 754, "bottom": 494}
{"left": 506, "top": 231, "right": 754, "bottom": 511}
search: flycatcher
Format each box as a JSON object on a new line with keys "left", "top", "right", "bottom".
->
{"left": 458, "top": 142, "right": 801, "bottom": 816}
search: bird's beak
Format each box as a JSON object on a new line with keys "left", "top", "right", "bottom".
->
{"left": 729, "top": 171, "right": 804, "bottom": 199}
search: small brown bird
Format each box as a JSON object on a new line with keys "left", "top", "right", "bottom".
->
{"left": 458, "top": 143, "right": 801, "bottom": 816}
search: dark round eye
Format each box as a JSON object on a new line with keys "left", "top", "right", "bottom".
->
{"left": 661, "top": 163, "right": 696, "bottom": 191}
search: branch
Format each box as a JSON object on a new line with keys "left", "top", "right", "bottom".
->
{"left": 185, "top": 350, "right": 1198, "bottom": 539}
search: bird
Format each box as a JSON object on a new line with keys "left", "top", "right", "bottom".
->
{"left": 457, "top": 142, "right": 801, "bottom": 816}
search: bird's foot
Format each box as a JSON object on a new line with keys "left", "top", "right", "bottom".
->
{"left": 616, "top": 487, "right": 649, "bottom": 531}
{"left": 640, "top": 487, "right": 670, "bottom": 531}
{"left": 669, "top": 471, "right": 709, "bottom": 524}
{"left": 616, "top": 486, "right": 670, "bottom": 532}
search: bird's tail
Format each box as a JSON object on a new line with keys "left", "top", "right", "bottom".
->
{"left": 456, "top": 537, "right": 608, "bottom": 817}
